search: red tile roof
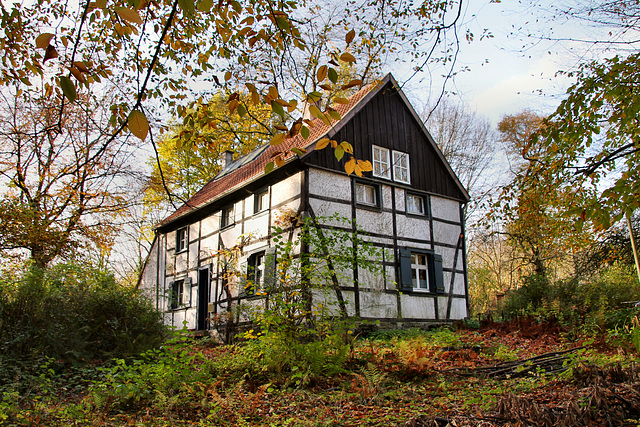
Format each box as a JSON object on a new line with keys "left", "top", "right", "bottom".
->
{"left": 158, "top": 79, "right": 382, "bottom": 228}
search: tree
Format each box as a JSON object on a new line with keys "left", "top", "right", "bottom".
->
{"left": 0, "top": 0, "right": 476, "bottom": 177}
{"left": 491, "top": 111, "right": 592, "bottom": 281}
{"left": 532, "top": 53, "right": 640, "bottom": 230}
{"left": 0, "top": 92, "right": 139, "bottom": 268}
{"left": 422, "top": 97, "right": 497, "bottom": 217}
{"left": 145, "top": 92, "right": 272, "bottom": 208}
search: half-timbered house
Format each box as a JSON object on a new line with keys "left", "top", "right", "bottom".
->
{"left": 138, "top": 74, "right": 470, "bottom": 333}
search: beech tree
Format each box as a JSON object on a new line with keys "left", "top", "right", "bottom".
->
{"left": 0, "top": 93, "right": 140, "bottom": 268}
{"left": 533, "top": 53, "right": 640, "bottom": 230}
{"left": 0, "top": 0, "right": 476, "bottom": 174}
{"left": 491, "top": 111, "right": 593, "bottom": 281}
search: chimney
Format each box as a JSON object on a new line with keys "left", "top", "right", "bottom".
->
{"left": 221, "top": 150, "right": 234, "bottom": 169}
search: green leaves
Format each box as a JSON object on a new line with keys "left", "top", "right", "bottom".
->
{"left": 59, "top": 76, "right": 76, "bottom": 102}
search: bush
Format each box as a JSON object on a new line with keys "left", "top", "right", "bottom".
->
{"left": 500, "top": 264, "right": 640, "bottom": 330}
{"left": 0, "top": 261, "right": 166, "bottom": 393}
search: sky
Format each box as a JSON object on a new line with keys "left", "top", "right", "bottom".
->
{"left": 398, "top": 0, "right": 625, "bottom": 126}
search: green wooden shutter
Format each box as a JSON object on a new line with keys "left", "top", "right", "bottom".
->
{"left": 263, "top": 246, "right": 277, "bottom": 290}
{"left": 399, "top": 248, "right": 413, "bottom": 291}
{"left": 431, "top": 254, "right": 445, "bottom": 293}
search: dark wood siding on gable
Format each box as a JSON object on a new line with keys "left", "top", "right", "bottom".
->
{"left": 304, "top": 82, "right": 467, "bottom": 201}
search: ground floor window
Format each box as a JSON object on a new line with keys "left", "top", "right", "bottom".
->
{"left": 398, "top": 248, "right": 445, "bottom": 293}
{"left": 170, "top": 279, "right": 184, "bottom": 309}
{"left": 169, "top": 277, "right": 192, "bottom": 309}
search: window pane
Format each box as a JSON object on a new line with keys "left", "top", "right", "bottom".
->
{"left": 393, "top": 151, "right": 409, "bottom": 183}
{"left": 411, "top": 269, "right": 417, "bottom": 287}
{"left": 356, "top": 184, "right": 364, "bottom": 202}
{"left": 373, "top": 146, "right": 390, "bottom": 178}
{"left": 419, "top": 270, "right": 428, "bottom": 288}
{"left": 356, "top": 183, "right": 377, "bottom": 206}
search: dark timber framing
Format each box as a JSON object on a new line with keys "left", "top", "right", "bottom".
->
{"left": 138, "top": 73, "right": 470, "bottom": 333}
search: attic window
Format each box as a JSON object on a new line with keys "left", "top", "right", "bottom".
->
{"left": 392, "top": 151, "right": 410, "bottom": 184}
{"left": 372, "top": 145, "right": 391, "bottom": 179}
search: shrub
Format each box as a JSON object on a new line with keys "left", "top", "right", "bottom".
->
{"left": 500, "top": 264, "right": 640, "bottom": 330}
{"left": 0, "top": 261, "right": 166, "bottom": 393}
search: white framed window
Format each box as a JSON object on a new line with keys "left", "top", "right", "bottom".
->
{"left": 399, "top": 248, "right": 445, "bottom": 294}
{"left": 392, "top": 150, "right": 410, "bottom": 184}
{"left": 175, "top": 227, "right": 188, "bottom": 253}
{"left": 221, "top": 205, "right": 234, "bottom": 228}
{"left": 406, "top": 193, "right": 426, "bottom": 215}
{"left": 355, "top": 182, "right": 378, "bottom": 206}
{"left": 254, "top": 188, "right": 269, "bottom": 213}
{"left": 170, "top": 280, "right": 184, "bottom": 309}
{"left": 372, "top": 145, "right": 391, "bottom": 179}
{"left": 411, "top": 253, "right": 429, "bottom": 290}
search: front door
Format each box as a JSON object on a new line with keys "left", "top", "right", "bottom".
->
{"left": 197, "top": 267, "right": 210, "bottom": 330}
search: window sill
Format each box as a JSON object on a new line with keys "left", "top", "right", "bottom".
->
{"left": 406, "top": 212, "right": 428, "bottom": 219}
{"left": 355, "top": 203, "right": 382, "bottom": 212}
{"left": 220, "top": 223, "right": 235, "bottom": 231}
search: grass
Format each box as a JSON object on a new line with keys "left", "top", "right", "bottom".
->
{"left": 2, "top": 318, "right": 640, "bottom": 426}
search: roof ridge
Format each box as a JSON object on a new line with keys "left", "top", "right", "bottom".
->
{"left": 157, "top": 79, "right": 382, "bottom": 228}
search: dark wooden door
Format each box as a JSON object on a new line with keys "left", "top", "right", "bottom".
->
{"left": 197, "top": 267, "right": 210, "bottom": 330}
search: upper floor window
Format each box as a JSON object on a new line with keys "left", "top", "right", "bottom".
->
{"left": 221, "top": 205, "right": 234, "bottom": 228}
{"left": 254, "top": 188, "right": 269, "bottom": 214}
{"left": 372, "top": 145, "right": 391, "bottom": 179}
{"left": 406, "top": 193, "right": 426, "bottom": 216}
{"left": 175, "top": 227, "right": 188, "bottom": 253}
{"left": 355, "top": 182, "right": 379, "bottom": 207}
{"left": 392, "top": 150, "right": 410, "bottom": 184}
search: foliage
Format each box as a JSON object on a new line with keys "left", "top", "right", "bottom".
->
{"left": 500, "top": 263, "right": 640, "bottom": 330}
{"left": 488, "top": 111, "right": 594, "bottom": 283}
{"left": 89, "top": 332, "right": 210, "bottom": 412}
{"left": 0, "top": 260, "right": 165, "bottom": 395}
{"left": 228, "top": 213, "right": 385, "bottom": 382}
{"left": 144, "top": 93, "right": 271, "bottom": 207}
{"left": 0, "top": 0, "right": 478, "bottom": 178}
{"left": 0, "top": 94, "right": 139, "bottom": 267}
{"left": 2, "top": 319, "right": 640, "bottom": 426}
{"left": 530, "top": 52, "right": 640, "bottom": 230}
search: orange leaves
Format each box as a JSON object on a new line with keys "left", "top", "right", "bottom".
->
{"left": 342, "top": 79, "right": 363, "bottom": 90}
{"left": 345, "top": 29, "right": 356, "bottom": 45}
{"left": 127, "top": 109, "right": 150, "bottom": 141}
{"left": 317, "top": 65, "right": 328, "bottom": 82}
{"left": 345, "top": 159, "right": 372, "bottom": 177}
{"left": 114, "top": 7, "right": 143, "bottom": 25}
{"left": 35, "top": 33, "right": 54, "bottom": 49}
{"left": 339, "top": 52, "right": 356, "bottom": 63}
